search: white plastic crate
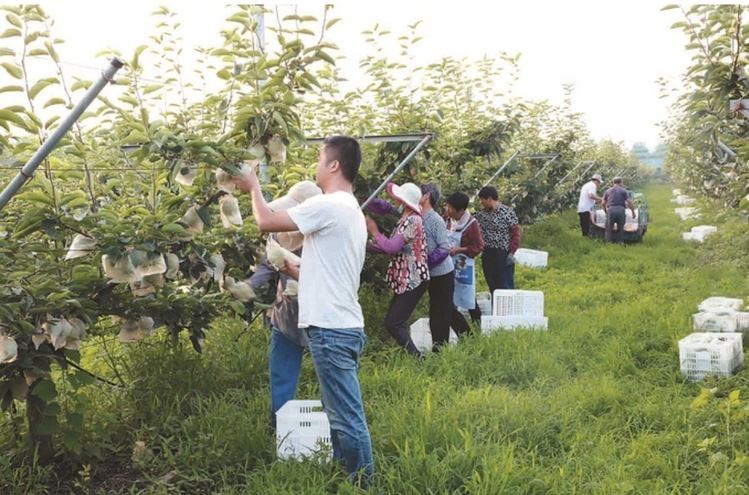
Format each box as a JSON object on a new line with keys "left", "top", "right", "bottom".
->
{"left": 409, "top": 318, "right": 458, "bottom": 353}
{"left": 693, "top": 312, "right": 737, "bottom": 332}
{"left": 674, "top": 207, "right": 700, "bottom": 221}
{"left": 276, "top": 400, "right": 331, "bottom": 460}
{"left": 682, "top": 232, "right": 701, "bottom": 242}
{"left": 492, "top": 290, "right": 544, "bottom": 317}
{"left": 734, "top": 312, "right": 749, "bottom": 332}
{"left": 514, "top": 248, "right": 548, "bottom": 268}
{"left": 698, "top": 297, "right": 743, "bottom": 313}
{"left": 481, "top": 315, "right": 548, "bottom": 333}
{"left": 679, "top": 332, "right": 744, "bottom": 381}
{"left": 691, "top": 225, "right": 717, "bottom": 236}
{"left": 676, "top": 195, "right": 696, "bottom": 205}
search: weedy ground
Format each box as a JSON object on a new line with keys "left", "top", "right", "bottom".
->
{"left": 3, "top": 183, "right": 749, "bottom": 494}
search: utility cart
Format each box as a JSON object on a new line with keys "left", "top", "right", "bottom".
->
{"left": 589, "top": 190, "right": 649, "bottom": 242}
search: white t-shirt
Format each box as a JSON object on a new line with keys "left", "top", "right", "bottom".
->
{"left": 577, "top": 181, "right": 598, "bottom": 213}
{"left": 287, "top": 191, "right": 367, "bottom": 329}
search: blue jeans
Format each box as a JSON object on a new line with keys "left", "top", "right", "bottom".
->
{"left": 306, "top": 327, "right": 373, "bottom": 487}
{"left": 269, "top": 327, "right": 305, "bottom": 428}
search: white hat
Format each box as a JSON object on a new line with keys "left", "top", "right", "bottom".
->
{"left": 387, "top": 182, "right": 422, "bottom": 213}
{"left": 267, "top": 180, "right": 322, "bottom": 212}
{"left": 591, "top": 173, "right": 603, "bottom": 182}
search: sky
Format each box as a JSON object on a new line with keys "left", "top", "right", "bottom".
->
{"left": 35, "top": 1, "right": 692, "bottom": 151}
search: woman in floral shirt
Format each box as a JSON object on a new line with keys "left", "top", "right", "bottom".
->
{"left": 366, "top": 182, "right": 430, "bottom": 356}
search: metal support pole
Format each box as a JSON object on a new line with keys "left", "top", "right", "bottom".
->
{"left": 0, "top": 57, "right": 124, "bottom": 211}
{"left": 572, "top": 161, "right": 597, "bottom": 186}
{"left": 480, "top": 150, "right": 519, "bottom": 191}
{"left": 360, "top": 134, "right": 433, "bottom": 209}
{"left": 510, "top": 154, "right": 559, "bottom": 202}
{"left": 556, "top": 160, "right": 592, "bottom": 190}
{"left": 305, "top": 133, "right": 433, "bottom": 210}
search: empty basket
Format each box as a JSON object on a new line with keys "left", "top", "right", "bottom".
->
{"left": 276, "top": 400, "right": 331, "bottom": 460}
{"left": 678, "top": 332, "right": 744, "bottom": 382}
{"left": 514, "top": 248, "right": 548, "bottom": 268}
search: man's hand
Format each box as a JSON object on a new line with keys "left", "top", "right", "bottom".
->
{"left": 631, "top": 209, "right": 637, "bottom": 219}
{"left": 505, "top": 253, "right": 515, "bottom": 266}
{"left": 232, "top": 162, "right": 259, "bottom": 194}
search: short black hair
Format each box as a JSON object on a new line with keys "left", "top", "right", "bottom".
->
{"left": 613, "top": 177, "right": 623, "bottom": 184}
{"left": 478, "top": 186, "right": 498, "bottom": 201}
{"left": 445, "top": 191, "right": 469, "bottom": 211}
{"left": 419, "top": 183, "right": 440, "bottom": 207}
{"left": 323, "top": 135, "right": 361, "bottom": 183}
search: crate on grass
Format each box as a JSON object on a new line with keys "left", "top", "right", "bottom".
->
{"left": 678, "top": 332, "right": 744, "bottom": 381}
{"left": 697, "top": 297, "right": 743, "bottom": 313}
{"left": 693, "top": 312, "right": 737, "bottom": 332}
{"left": 481, "top": 315, "right": 548, "bottom": 333}
{"left": 514, "top": 248, "right": 548, "bottom": 268}
{"left": 276, "top": 400, "right": 331, "bottom": 460}
{"left": 492, "top": 289, "right": 544, "bottom": 317}
{"left": 409, "top": 318, "right": 458, "bottom": 353}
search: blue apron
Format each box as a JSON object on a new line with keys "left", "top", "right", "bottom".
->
{"left": 448, "top": 218, "right": 476, "bottom": 310}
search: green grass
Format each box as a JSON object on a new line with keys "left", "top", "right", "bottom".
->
{"left": 3, "top": 183, "right": 749, "bottom": 494}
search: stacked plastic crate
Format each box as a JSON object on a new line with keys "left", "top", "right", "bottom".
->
{"left": 481, "top": 289, "right": 547, "bottom": 333}
{"left": 679, "top": 297, "right": 747, "bottom": 381}
{"left": 276, "top": 400, "right": 332, "bottom": 460}
{"left": 682, "top": 225, "right": 717, "bottom": 242}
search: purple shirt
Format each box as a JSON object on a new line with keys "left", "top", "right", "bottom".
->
{"left": 603, "top": 186, "right": 629, "bottom": 208}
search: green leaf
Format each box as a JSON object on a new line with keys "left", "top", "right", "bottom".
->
{"left": 29, "top": 78, "right": 58, "bottom": 99}
{"left": 66, "top": 411, "right": 84, "bottom": 428}
{"left": 0, "top": 47, "right": 14, "bottom": 56}
{"left": 0, "top": 28, "right": 21, "bottom": 39}
{"left": 0, "top": 109, "right": 30, "bottom": 131}
{"left": 0, "top": 85, "right": 23, "bottom": 93}
{"left": 230, "top": 300, "right": 246, "bottom": 315}
{"left": 1, "top": 61, "right": 22, "bottom": 79}
{"left": 71, "top": 80, "right": 92, "bottom": 92}
{"left": 31, "top": 379, "right": 57, "bottom": 401}
{"left": 5, "top": 14, "right": 22, "bottom": 29}
{"left": 44, "top": 401, "right": 61, "bottom": 416}
{"left": 36, "top": 416, "right": 59, "bottom": 435}
{"left": 15, "top": 191, "right": 52, "bottom": 205}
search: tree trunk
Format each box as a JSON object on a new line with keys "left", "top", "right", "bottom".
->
{"left": 27, "top": 380, "right": 53, "bottom": 464}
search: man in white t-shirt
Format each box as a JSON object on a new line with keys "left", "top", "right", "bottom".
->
{"left": 234, "top": 136, "right": 373, "bottom": 487}
{"left": 576, "top": 173, "right": 603, "bottom": 237}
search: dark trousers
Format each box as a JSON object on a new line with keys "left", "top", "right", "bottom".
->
{"left": 482, "top": 247, "right": 515, "bottom": 294}
{"left": 384, "top": 281, "right": 429, "bottom": 355}
{"left": 427, "top": 271, "right": 455, "bottom": 350}
{"left": 578, "top": 211, "right": 592, "bottom": 237}
{"left": 605, "top": 206, "right": 626, "bottom": 244}
{"left": 450, "top": 303, "right": 481, "bottom": 336}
